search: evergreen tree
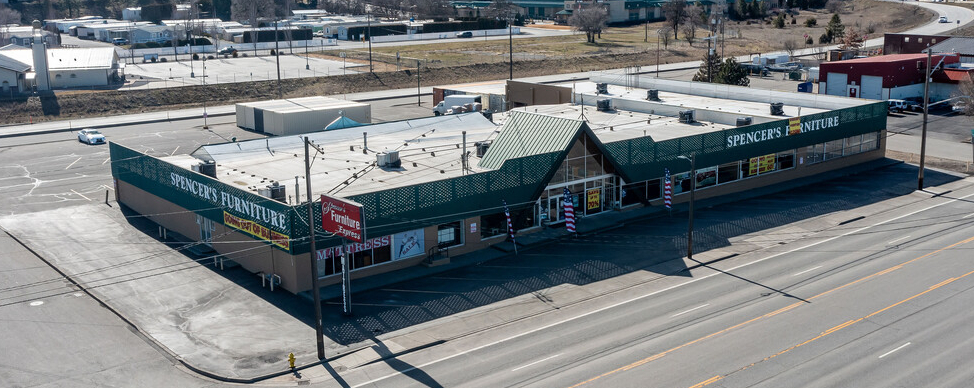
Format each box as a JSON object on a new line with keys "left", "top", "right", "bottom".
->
{"left": 826, "top": 13, "right": 844, "bottom": 41}
{"left": 692, "top": 51, "right": 723, "bottom": 83}
{"left": 716, "top": 58, "right": 750, "bottom": 86}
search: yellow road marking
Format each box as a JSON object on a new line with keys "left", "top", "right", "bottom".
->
{"left": 688, "top": 376, "right": 722, "bottom": 388}
{"left": 566, "top": 235, "right": 974, "bottom": 388}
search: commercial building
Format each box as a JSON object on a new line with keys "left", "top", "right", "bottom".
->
{"left": 818, "top": 53, "right": 963, "bottom": 100}
{"left": 111, "top": 74, "right": 887, "bottom": 294}
{"left": 235, "top": 96, "right": 371, "bottom": 136}
{"left": 0, "top": 46, "right": 122, "bottom": 89}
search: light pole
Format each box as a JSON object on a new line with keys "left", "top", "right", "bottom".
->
{"left": 416, "top": 60, "right": 421, "bottom": 106}
{"left": 677, "top": 154, "right": 696, "bottom": 260}
{"left": 367, "top": 14, "right": 373, "bottom": 74}
{"left": 919, "top": 46, "right": 932, "bottom": 190}
{"left": 305, "top": 39, "right": 309, "bottom": 70}
{"left": 656, "top": 29, "right": 663, "bottom": 77}
{"left": 304, "top": 137, "right": 326, "bottom": 360}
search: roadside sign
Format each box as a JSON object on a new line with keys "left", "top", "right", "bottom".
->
{"left": 320, "top": 195, "right": 364, "bottom": 242}
{"left": 340, "top": 52, "right": 346, "bottom": 58}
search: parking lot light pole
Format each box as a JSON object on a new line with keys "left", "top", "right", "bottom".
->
{"left": 417, "top": 60, "right": 421, "bottom": 106}
{"left": 677, "top": 154, "right": 696, "bottom": 260}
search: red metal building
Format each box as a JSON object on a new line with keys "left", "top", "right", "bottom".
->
{"left": 819, "top": 54, "right": 961, "bottom": 100}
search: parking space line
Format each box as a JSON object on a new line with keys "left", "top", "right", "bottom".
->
{"left": 170, "top": 146, "right": 179, "bottom": 156}
{"left": 964, "top": 213, "right": 974, "bottom": 219}
{"left": 671, "top": 304, "right": 710, "bottom": 318}
{"left": 888, "top": 236, "right": 911, "bottom": 245}
{"left": 71, "top": 190, "right": 91, "bottom": 201}
{"left": 792, "top": 266, "right": 823, "bottom": 277}
{"left": 511, "top": 354, "right": 561, "bottom": 372}
{"left": 102, "top": 157, "right": 110, "bottom": 165}
{"left": 878, "top": 342, "right": 911, "bottom": 359}
{"left": 65, "top": 157, "right": 81, "bottom": 170}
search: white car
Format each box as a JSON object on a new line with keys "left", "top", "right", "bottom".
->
{"left": 939, "top": 16, "right": 949, "bottom": 23}
{"left": 78, "top": 128, "right": 106, "bottom": 145}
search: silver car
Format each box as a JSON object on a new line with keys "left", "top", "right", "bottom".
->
{"left": 78, "top": 128, "right": 106, "bottom": 145}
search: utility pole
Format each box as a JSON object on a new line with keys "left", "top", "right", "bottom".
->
{"left": 509, "top": 20, "right": 514, "bottom": 80}
{"left": 416, "top": 60, "right": 421, "bottom": 106}
{"left": 678, "top": 154, "right": 696, "bottom": 260}
{"left": 304, "top": 137, "right": 325, "bottom": 360}
{"left": 919, "top": 47, "right": 931, "bottom": 190}
{"left": 367, "top": 14, "right": 373, "bottom": 74}
{"left": 275, "top": 19, "right": 282, "bottom": 99}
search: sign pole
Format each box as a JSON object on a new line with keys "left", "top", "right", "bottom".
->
{"left": 341, "top": 238, "right": 352, "bottom": 316}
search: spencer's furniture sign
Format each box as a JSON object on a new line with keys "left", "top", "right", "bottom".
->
{"left": 321, "top": 195, "right": 365, "bottom": 243}
{"left": 726, "top": 115, "right": 842, "bottom": 148}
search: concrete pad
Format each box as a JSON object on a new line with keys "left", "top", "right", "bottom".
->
{"left": 125, "top": 55, "right": 358, "bottom": 86}
{"left": 0, "top": 204, "right": 319, "bottom": 380}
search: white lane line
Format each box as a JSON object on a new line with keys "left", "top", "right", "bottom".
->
{"left": 65, "top": 157, "right": 82, "bottom": 170}
{"left": 380, "top": 289, "right": 455, "bottom": 294}
{"left": 511, "top": 354, "right": 561, "bottom": 372}
{"left": 964, "top": 213, "right": 974, "bottom": 219}
{"left": 671, "top": 304, "right": 710, "bottom": 318}
{"left": 170, "top": 146, "right": 180, "bottom": 156}
{"left": 102, "top": 157, "right": 110, "bottom": 165}
{"left": 888, "top": 235, "right": 911, "bottom": 245}
{"left": 71, "top": 190, "right": 91, "bottom": 201}
{"left": 348, "top": 190, "right": 974, "bottom": 388}
{"left": 879, "top": 342, "right": 911, "bottom": 359}
{"left": 792, "top": 266, "right": 823, "bottom": 277}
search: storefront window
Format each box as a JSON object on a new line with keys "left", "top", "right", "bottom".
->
{"left": 646, "top": 179, "right": 661, "bottom": 200}
{"left": 717, "top": 162, "right": 740, "bottom": 184}
{"left": 621, "top": 182, "right": 645, "bottom": 207}
{"left": 672, "top": 171, "right": 691, "bottom": 194}
{"left": 825, "top": 139, "right": 844, "bottom": 160}
{"left": 437, "top": 221, "right": 463, "bottom": 248}
{"left": 861, "top": 132, "right": 879, "bottom": 151}
{"left": 805, "top": 143, "right": 825, "bottom": 164}
{"left": 777, "top": 150, "right": 795, "bottom": 170}
{"left": 695, "top": 166, "right": 718, "bottom": 189}
{"left": 844, "top": 135, "right": 862, "bottom": 155}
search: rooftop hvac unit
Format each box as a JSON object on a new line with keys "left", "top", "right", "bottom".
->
{"left": 257, "top": 186, "right": 272, "bottom": 198}
{"left": 596, "top": 83, "right": 608, "bottom": 94}
{"left": 475, "top": 141, "right": 491, "bottom": 158}
{"left": 736, "top": 117, "right": 753, "bottom": 127}
{"left": 199, "top": 160, "right": 216, "bottom": 178}
{"left": 481, "top": 110, "right": 494, "bottom": 121}
{"left": 679, "top": 110, "right": 695, "bottom": 123}
{"left": 377, "top": 150, "right": 402, "bottom": 168}
{"left": 596, "top": 99, "right": 611, "bottom": 112}
{"left": 770, "top": 102, "right": 785, "bottom": 116}
{"left": 647, "top": 89, "right": 660, "bottom": 101}
{"left": 269, "top": 183, "right": 286, "bottom": 203}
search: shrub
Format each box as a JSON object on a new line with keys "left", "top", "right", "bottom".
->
{"left": 160, "top": 57, "right": 168, "bottom": 62}
{"left": 819, "top": 33, "right": 830, "bottom": 44}
{"left": 791, "top": 16, "right": 796, "bottom": 24}
{"left": 150, "top": 57, "right": 157, "bottom": 63}
{"left": 270, "top": 49, "right": 276, "bottom": 56}
{"left": 773, "top": 14, "right": 786, "bottom": 28}
{"left": 242, "top": 53, "right": 248, "bottom": 57}
{"left": 806, "top": 36, "right": 813, "bottom": 45}
{"left": 805, "top": 18, "right": 817, "bottom": 27}
{"left": 207, "top": 55, "right": 214, "bottom": 60}
{"left": 192, "top": 53, "right": 200, "bottom": 60}
{"left": 232, "top": 51, "right": 238, "bottom": 58}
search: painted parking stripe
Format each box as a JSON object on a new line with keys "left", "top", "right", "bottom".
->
{"left": 671, "top": 304, "right": 710, "bottom": 318}
{"left": 511, "top": 354, "right": 561, "bottom": 372}
{"left": 792, "top": 266, "right": 823, "bottom": 277}
{"left": 65, "top": 157, "right": 81, "bottom": 170}
{"left": 887, "top": 235, "right": 911, "bottom": 245}
{"left": 879, "top": 342, "right": 911, "bottom": 359}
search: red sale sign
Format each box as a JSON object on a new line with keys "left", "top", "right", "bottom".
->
{"left": 320, "top": 195, "right": 365, "bottom": 243}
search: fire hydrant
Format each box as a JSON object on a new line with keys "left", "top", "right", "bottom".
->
{"left": 288, "top": 352, "right": 296, "bottom": 370}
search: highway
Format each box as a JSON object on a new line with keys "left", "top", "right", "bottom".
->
{"left": 310, "top": 178, "right": 974, "bottom": 388}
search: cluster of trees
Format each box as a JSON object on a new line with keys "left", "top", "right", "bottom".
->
{"left": 568, "top": 7, "right": 608, "bottom": 44}
{"left": 693, "top": 52, "right": 750, "bottom": 86}
{"left": 730, "top": 0, "right": 767, "bottom": 21}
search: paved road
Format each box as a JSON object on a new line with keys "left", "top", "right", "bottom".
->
{"left": 304, "top": 172, "right": 974, "bottom": 388}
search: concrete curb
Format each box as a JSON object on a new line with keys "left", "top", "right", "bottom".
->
{"left": 0, "top": 112, "right": 237, "bottom": 139}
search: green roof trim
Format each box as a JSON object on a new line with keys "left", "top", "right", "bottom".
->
{"left": 479, "top": 110, "right": 585, "bottom": 170}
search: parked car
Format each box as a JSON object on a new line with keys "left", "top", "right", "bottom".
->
{"left": 902, "top": 97, "right": 925, "bottom": 112}
{"left": 112, "top": 37, "right": 128, "bottom": 45}
{"left": 456, "top": 31, "right": 473, "bottom": 38}
{"left": 952, "top": 100, "right": 970, "bottom": 114}
{"left": 768, "top": 62, "right": 803, "bottom": 72}
{"left": 78, "top": 129, "right": 106, "bottom": 145}
{"left": 887, "top": 99, "right": 908, "bottom": 113}
{"left": 218, "top": 46, "right": 237, "bottom": 55}
{"left": 939, "top": 16, "right": 949, "bottom": 23}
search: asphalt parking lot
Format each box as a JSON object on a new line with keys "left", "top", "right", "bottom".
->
{"left": 886, "top": 108, "right": 974, "bottom": 144}
{"left": 125, "top": 54, "right": 358, "bottom": 86}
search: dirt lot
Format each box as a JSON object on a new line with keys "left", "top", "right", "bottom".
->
{"left": 0, "top": 0, "right": 934, "bottom": 125}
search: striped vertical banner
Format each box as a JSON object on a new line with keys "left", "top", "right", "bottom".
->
{"left": 564, "top": 188, "right": 576, "bottom": 233}
{"left": 663, "top": 168, "right": 672, "bottom": 209}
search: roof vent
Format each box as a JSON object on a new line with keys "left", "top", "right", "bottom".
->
{"left": 377, "top": 150, "right": 401, "bottom": 168}
{"left": 475, "top": 141, "right": 491, "bottom": 158}
{"left": 596, "top": 99, "right": 611, "bottom": 112}
{"left": 193, "top": 160, "right": 216, "bottom": 177}
{"left": 770, "top": 102, "right": 785, "bottom": 116}
{"left": 679, "top": 110, "right": 695, "bottom": 124}
{"left": 736, "top": 117, "right": 753, "bottom": 127}
{"left": 596, "top": 83, "right": 608, "bottom": 94}
{"left": 647, "top": 89, "right": 660, "bottom": 101}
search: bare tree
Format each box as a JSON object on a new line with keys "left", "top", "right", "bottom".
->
{"left": 783, "top": 39, "right": 798, "bottom": 59}
{"left": 569, "top": 7, "right": 608, "bottom": 44}
{"left": 661, "top": 0, "right": 687, "bottom": 40}
{"left": 682, "top": 23, "right": 695, "bottom": 45}
{"left": 955, "top": 73, "right": 974, "bottom": 116}
{"left": 485, "top": 0, "right": 518, "bottom": 19}
{"left": 826, "top": 0, "right": 843, "bottom": 14}
{"left": 0, "top": 6, "right": 22, "bottom": 44}
{"left": 232, "top": 0, "right": 274, "bottom": 55}
{"left": 658, "top": 26, "right": 672, "bottom": 49}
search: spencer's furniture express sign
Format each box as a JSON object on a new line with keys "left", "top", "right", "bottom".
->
{"left": 726, "top": 115, "right": 841, "bottom": 148}
{"left": 168, "top": 172, "right": 291, "bottom": 249}
{"left": 321, "top": 195, "right": 365, "bottom": 243}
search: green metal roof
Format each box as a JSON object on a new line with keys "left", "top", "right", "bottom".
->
{"left": 479, "top": 110, "right": 585, "bottom": 170}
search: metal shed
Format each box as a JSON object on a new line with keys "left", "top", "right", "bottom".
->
{"left": 235, "top": 96, "right": 371, "bottom": 136}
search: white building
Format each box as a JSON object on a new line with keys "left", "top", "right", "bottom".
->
{"left": 0, "top": 46, "right": 122, "bottom": 90}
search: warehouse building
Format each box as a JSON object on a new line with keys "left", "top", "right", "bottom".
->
{"left": 110, "top": 74, "right": 888, "bottom": 294}
{"left": 235, "top": 96, "right": 371, "bottom": 135}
